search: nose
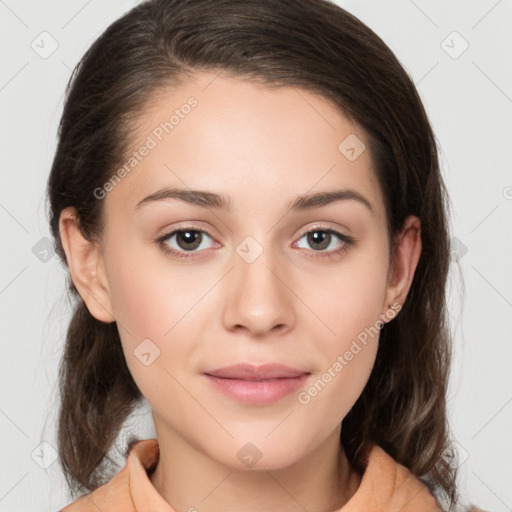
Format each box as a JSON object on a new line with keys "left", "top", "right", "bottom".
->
{"left": 221, "top": 240, "right": 295, "bottom": 338}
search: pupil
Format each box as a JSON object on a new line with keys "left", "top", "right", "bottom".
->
{"left": 309, "top": 230, "right": 329, "bottom": 250}
{"left": 178, "top": 230, "right": 201, "bottom": 251}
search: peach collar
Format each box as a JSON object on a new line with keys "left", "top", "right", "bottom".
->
{"left": 62, "top": 438, "right": 442, "bottom": 511}
{"left": 126, "top": 438, "right": 442, "bottom": 511}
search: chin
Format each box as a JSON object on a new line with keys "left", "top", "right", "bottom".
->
{"left": 208, "top": 437, "right": 309, "bottom": 472}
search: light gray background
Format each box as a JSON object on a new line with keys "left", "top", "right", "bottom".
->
{"left": 1, "top": 1, "right": 511, "bottom": 511}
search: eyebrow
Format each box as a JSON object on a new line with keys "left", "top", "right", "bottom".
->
{"left": 135, "top": 187, "right": 374, "bottom": 215}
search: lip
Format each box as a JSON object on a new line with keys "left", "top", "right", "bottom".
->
{"left": 206, "top": 363, "right": 308, "bottom": 380}
{"left": 204, "top": 363, "right": 311, "bottom": 405}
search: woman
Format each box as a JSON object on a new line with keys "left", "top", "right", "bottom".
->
{"left": 47, "top": 0, "right": 483, "bottom": 510}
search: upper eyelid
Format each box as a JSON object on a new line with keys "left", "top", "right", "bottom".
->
{"left": 157, "top": 222, "right": 215, "bottom": 239}
{"left": 160, "top": 225, "right": 216, "bottom": 241}
{"left": 295, "top": 222, "right": 349, "bottom": 238}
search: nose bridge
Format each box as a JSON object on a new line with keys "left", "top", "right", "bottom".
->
{"left": 222, "top": 232, "right": 294, "bottom": 335}
{"left": 237, "top": 234, "right": 278, "bottom": 286}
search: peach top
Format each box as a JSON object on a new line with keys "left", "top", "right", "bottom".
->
{"left": 60, "top": 438, "right": 459, "bottom": 511}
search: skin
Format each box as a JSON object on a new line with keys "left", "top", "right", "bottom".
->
{"left": 59, "top": 71, "right": 422, "bottom": 511}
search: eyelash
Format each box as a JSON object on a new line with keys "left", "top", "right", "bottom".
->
{"left": 155, "top": 224, "right": 355, "bottom": 261}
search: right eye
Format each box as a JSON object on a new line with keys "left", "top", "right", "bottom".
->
{"left": 156, "top": 227, "right": 218, "bottom": 260}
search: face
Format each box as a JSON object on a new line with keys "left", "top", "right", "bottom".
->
{"left": 65, "top": 71, "right": 416, "bottom": 470}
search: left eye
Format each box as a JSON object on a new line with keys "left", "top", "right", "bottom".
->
{"left": 295, "top": 228, "right": 351, "bottom": 253}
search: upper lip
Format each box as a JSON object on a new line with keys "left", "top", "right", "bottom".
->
{"left": 205, "top": 363, "right": 309, "bottom": 380}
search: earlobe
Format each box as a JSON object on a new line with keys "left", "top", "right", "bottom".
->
{"left": 382, "top": 215, "right": 422, "bottom": 319}
{"left": 59, "top": 207, "right": 115, "bottom": 323}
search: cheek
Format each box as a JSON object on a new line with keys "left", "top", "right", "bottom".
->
{"left": 296, "top": 288, "right": 384, "bottom": 433}
{"left": 105, "top": 230, "right": 201, "bottom": 340}
{"left": 103, "top": 240, "right": 182, "bottom": 370}
{"left": 108, "top": 264, "right": 168, "bottom": 340}
{"left": 103, "top": 238, "right": 212, "bottom": 389}
{"left": 308, "top": 236, "right": 389, "bottom": 344}
{"left": 295, "top": 339, "right": 378, "bottom": 448}
{"left": 299, "top": 238, "right": 388, "bottom": 407}
{"left": 105, "top": 263, "right": 191, "bottom": 411}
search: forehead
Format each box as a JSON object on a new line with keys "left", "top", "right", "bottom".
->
{"left": 106, "top": 71, "right": 386, "bottom": 223}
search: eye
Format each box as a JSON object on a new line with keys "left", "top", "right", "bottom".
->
{"left": 294, "top": 227, "right": 354, "bottom": 259}
{"left": 156, "top": 227, "right": 217, "bottom": 260}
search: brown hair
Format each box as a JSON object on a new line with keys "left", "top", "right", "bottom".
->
{"left": 46, "top": 0, "right": 460, "bottom": 508}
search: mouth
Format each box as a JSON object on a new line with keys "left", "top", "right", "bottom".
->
{"left": 203, "top": 363, "right": 311, "bottom": 405}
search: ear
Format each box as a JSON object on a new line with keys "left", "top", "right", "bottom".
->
{"left": 59, "top": 207, "right": 115, "bottom": 323}
{"left": 381, "top": 215, "right": 422, "bottom": 320}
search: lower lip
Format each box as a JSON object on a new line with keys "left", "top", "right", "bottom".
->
{"left": 204, "top": 374, "right": 310, "bottom": 406}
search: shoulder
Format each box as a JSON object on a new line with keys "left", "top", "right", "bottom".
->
{"left": 59, "top": 465, "right": 133, "bottom": 511}
{"left": 351, "top": 446, "right": 490, "bottom": 512}
{"left": 60, "top": 438, "right": 159, "bottom": 511}
{"left": 373, "top": 444, "right": 443, "bottom": 511}
{"left": 341, "top": 444, "right": 442, "bottom": 511}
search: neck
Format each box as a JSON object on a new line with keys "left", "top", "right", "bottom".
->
{"left": 149, "top": 423, "right": 361, "bottom": 512}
